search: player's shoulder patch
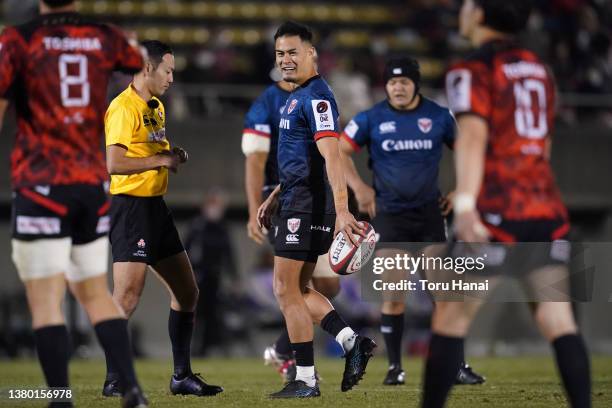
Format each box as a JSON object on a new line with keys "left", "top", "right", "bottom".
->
{"left": 311, "top": 99, "right": 334, "bottom": 131}
{"left": 344, "top": 119, "right": 359, "bottom": 139}
{"left": 445, "top": 67, "right": 472, "bottom": 113}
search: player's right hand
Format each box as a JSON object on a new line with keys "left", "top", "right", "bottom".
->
{"left": 256, "top": 194, "right": 278, "bottom": 230}
{"left": 335, "top": 209, "right": 366, "bottom": 247}
{"left": 454, "top": 209, "right": 490, "bottom": 243}
{"left": 247, "top": 215, "right": 266, "bottom": 244}
{"left": 355, "top": 185, "right": 376, "bottom": 218}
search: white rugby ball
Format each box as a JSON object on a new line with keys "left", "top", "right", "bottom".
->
{"left": 328, "top": 222, "right": 376, "bottom": 275}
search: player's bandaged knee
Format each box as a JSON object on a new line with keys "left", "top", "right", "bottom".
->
{"left": 68, "top": 237, "right": 109, "bottom": 282}
{"left": 242, "top": 131, "right": 271, "bottom": 155}
{"left": 12, "top": 238, "right": 71, "bottom": 281}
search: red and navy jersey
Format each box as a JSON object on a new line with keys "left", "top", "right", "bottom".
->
{"left": 278, "top": 75, "right": 340, "bottom": 215}
{"left": 445, "top": 40, "right": 567, "bottom": 221}
{"left": 243, "top": 83, "right": 290, "bottom": 193}
{"left": 0, "top": 12, "right": 142, "bottom": 188}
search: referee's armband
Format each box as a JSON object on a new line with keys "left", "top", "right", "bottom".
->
{"left": 242, "top": 128, "right": 271, "bottom": 156}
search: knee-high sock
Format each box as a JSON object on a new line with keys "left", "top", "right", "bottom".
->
{"left": 421, "top": 334, "right": 464, "bottom": 408}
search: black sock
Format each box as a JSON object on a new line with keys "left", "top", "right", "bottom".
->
{"left": 95, "top": 318, "right": 139, "bottom": 390}
{"left": 291, "top": 341, "right": 314, "bottom": 367}
{"left": 421, "top": 334, "right": 464, "bottom": 408}
{"left": 33, "top": 325, "right": 71, "bottom": 388}
{"left": 320, "top": 310, "right": 348, "bottom": 338}
{"left": 274, "top": 328, "right": 292, "bottom": 357}
{"left": 381, "top": 313, "right": 404, "bottom": 368}
{"left": 552, "top": 334, "right": 591, "bottom": 408}
{"left": 169, "top": 309, "right": 194, "bottom": 378}
{"left": 104, "top": 336, "right": 118, "bottom": 382}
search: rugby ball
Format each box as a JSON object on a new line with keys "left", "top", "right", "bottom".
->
{"left": 328, "top": 222, "right": 376, "bottom": 275}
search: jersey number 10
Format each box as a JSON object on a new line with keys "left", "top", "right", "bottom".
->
{"left": 513, "top": 79, "right": 547, "bottom": 139}
{"left": 58, "top": 53, "right": 90, "bottom": 107}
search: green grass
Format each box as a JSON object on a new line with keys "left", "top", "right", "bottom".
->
{"left": 1, "top": 356, "right": 611, "bottom": 407}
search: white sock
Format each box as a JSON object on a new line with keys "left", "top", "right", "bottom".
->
{"left": 336, "top": 327, "right": 357, "bottom": 353}
{"left": 295, "top": 365, "right": 316, "bottom": 387}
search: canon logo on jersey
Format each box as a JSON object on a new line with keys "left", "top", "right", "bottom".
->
{"left": 381, "top": 139, "right": 433, "bottom": 152}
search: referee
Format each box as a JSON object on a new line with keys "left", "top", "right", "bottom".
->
{"left": 103, "top": 40, "right": 223, "bottom": 398}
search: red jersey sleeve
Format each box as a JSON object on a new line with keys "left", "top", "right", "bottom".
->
{"left": 0, "top": 27, "right": 25, "bottom": 97}
{"left": 108, "top": 25, "right": 142, "bottom": 74}
{"left": 445, "top": 61, "right": 492, "bottom": 120}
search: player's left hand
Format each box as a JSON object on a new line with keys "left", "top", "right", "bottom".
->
{"left": 439, "top": 191, "right": 454, "bottom": 216}
{"left": 454, "top": 209, "right": 490, "bottom": 243}
{"left": 335, "top": 209, "right": 365, "bottom": 247}
{"left": 172, "top": 146, "right": 188, "bottom": 163}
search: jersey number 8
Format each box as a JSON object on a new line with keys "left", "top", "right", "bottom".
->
{"left": 59, "top": 53, "right": 90, "bottom": 107}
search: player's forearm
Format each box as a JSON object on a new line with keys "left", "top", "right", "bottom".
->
{"left": 245, "top": 154, "right": 266, "bottom": 217}
{"left": 454, "top": 119, "right": 488, "bottom": 206}
{"left": 326, "top": 154, "right": 350, "bottom": 213}
{"left": 340, "top": 151, "right": 368, "bottom": 192}
{"left": 107, "top": 153, "right": 167, "bottom": 175}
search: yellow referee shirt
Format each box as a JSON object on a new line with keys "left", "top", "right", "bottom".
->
{"left": 105, "top": 84, "right": 170, "bottom": 196}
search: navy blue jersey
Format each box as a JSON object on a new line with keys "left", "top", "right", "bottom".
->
{"left": 277, "top": 75, "right": 340, "bottom": 214}
{"left": 341, "top": 97, "right": 455, "bottom": 213}
{"left": 243, "top": 83, "right": 291, "bottom": 192}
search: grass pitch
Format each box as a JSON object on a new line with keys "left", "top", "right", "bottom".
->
{"left": 1, "top": 356, "right": 611, "bottom": 407}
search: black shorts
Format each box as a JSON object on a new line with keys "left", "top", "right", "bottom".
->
{"left": 12, "top": 183, "right": 109, "bottom": 244}
{"left": 274, "top": 211, "right": 335, "bottom": 262}
{"left": 482, "top": 217, "right": 571, "bottom": 271}
{"left": 109, "top": 195, "right": 184, "bottom": 265}
{"left": 372, "top": 200, "right": 446, "bottom": 243}
{"left": 482, "top": 216, "right": 570, "bottom": 242}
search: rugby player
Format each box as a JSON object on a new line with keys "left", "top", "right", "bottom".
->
{"left": 103, "top": 40, "right": 223, "bottom": 398}
{"left": 339, "top": 57, "right": 485, "bottom": 386}
{"left": 243, "top": 78, "right": 342, "bottom": 380}
{"left": 421, "top": 1, "right": 591, "bottom": 407}
{"left": 0, "top": 0, "right": 147, "bottom": 406}
{"left": 257, "top": 21, "right": 375, "bottom": 398}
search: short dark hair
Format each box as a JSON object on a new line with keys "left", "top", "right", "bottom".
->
{"left": 274, "top": 21, "right": 313, "bottom": 43}
{"left": 141, "top": 40, "right": 173, "bottom": 68}
{"left": 42, "top": 0, "right": 75, "bottom": 7}
{"left": 475, "top": 0, "right": 533, "bottom": 33}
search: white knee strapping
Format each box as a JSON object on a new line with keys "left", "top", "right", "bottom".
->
{"left": 12, "top": 238, "right": 71, "bottom": 282}
{"left": 68, "top": 237, "right": 109, "bottom": 282}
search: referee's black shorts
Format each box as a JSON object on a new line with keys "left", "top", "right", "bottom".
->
{"left": 109, "top": 194, "right": 184, "bottom": 265}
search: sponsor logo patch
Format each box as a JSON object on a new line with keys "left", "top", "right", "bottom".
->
{"left": 254, "top": 124, "right": 271, "bottom": 134}
{"left": 418, "top": 117, "right": 432, "bottom": 133}
{"left": 16, "top": 216, "right": 61, "bottom": 235}
{"left": 287, "top": 218, "right": 301, "bottom": 234}
{"left": 96, "top": 216, "right": 110, "bottom": 234}
{"left": 287, "top": 99, "right": 298, "bottom": 114}
{"left": 285, "top": 234, "right": 300, "bottom": 244}
{"left": 379, "top": 121, "right": 396, "bottom": 134}
{"left": 310, "top": 225, "right": 331, "bottom": 232}
{"left": 137, "top": 239, "right": 146, "bottom": 248}
{"left": 311, "top": 100, "right": 334, "bottom": 131}
{"left": 446, "top": 68, "right": 472, "bottom": 112}
{"left": 344, "top": 119, "right": 359, "bottom": 139}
